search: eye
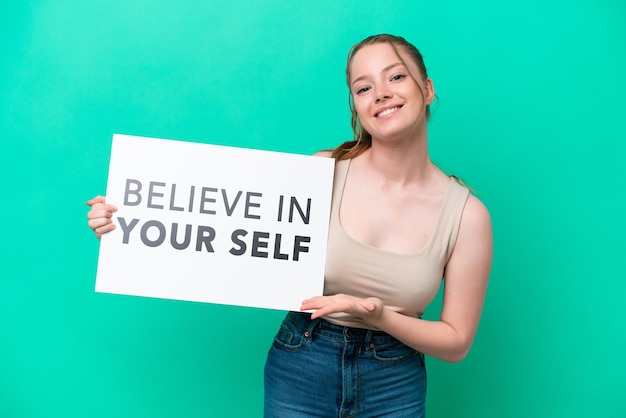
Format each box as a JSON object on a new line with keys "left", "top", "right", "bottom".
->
{"left": 355, "top": 86, "right": 370, "bottom": 95}
{"left": 391, "top": 74, "right": 406, "bottom": 82}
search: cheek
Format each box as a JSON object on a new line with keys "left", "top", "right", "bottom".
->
{"left": 353, "top": 100, "right": 369, "bottom": 122}
{"left": 411, "top": 85, "right": 427, "bottom": 104}
{"left": 355, "top": 109, "right": 373, "bottom": 130}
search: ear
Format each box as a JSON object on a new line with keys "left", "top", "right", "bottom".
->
{"left": 424, "top": 78, "right": 435, "bottom": 105}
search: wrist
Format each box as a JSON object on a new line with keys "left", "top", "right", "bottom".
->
{"left": 366, "top": 304, "right": 389, "bottom": 330}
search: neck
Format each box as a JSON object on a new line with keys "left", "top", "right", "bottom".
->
{"left": 366, "top": 130, "right": 434, "bottom": 185}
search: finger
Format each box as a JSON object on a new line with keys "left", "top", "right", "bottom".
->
{"left": 87, "top": 206, "right": 117, "bottom": 220}
{"left": 87, "top": 209, "right": 112, "bottom": 220}
{"left": 310, "top": 310, "right": 322, "bottom": 320}
{"left": 86, "top": 196, "right": 106, "bottom": 206}
{"left": 88, "top": 217, "right": 112, "bottom": 231}
{"left": 94, "top": 223, "right": 116, "bottom": 239}
{"left": 301, "top": 295, "right": 329, "bottom": 308}
{"left": 301, "top": 296, "right": 326, "bottom": 306}
{"left": 300, "top": 301, "right": 319, "bottom": 311}
{"left": 309, "top": 308, "right": 325, "bottom": 320}
{"left": 310, "top": 306, "right": 336, "bottom": 319}
{"left": 87, "top": 200, "right": 118, "bottom": 213}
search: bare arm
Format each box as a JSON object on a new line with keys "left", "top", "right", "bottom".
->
{"left": 301, "top": 195, "right": 493, "bottom": 363}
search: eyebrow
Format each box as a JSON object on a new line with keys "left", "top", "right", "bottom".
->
{"left": 351, "top": 62, "right": 405, "bottom": 87}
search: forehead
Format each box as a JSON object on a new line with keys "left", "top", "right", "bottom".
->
{"left": 349, "top": 42, "right": 411, "bottom": 79}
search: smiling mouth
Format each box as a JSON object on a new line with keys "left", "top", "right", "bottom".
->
{"left": 375, "top": 106, "right": 402, "bottom": 118}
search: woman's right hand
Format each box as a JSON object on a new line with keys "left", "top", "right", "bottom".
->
{"left": 86, "top": 196, "right": 118, "bottom": 239}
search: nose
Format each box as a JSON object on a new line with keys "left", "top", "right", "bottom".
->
{"left": 375, "top": 87, "right": 391, "bottom": 103}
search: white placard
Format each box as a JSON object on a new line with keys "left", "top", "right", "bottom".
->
{"left": 95, "top": 134, "right": 334, "bottom": 311}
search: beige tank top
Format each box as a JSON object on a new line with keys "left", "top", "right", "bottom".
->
{"left": 323, "top": 159, "right": 470, "bottom": 329}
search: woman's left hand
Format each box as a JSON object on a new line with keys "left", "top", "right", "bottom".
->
{"left": 301, "top": 294, "right": 384, "bottom": 321}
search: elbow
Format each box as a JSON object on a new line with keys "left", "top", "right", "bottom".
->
{"left": 444, "top": 348, "right": 469, "bottom": 363}
{"left": 440, "top": 341, "right": 473, "bottom": 363}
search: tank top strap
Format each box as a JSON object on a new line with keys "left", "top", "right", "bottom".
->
{"left": 330, "top": 159, "right": 468, "bottom": 263}
{"left": 330, "top": 159, "right": 350, "bottom": 217}
{"left": 434, "top": 179, "right": 470, "bottom": 262}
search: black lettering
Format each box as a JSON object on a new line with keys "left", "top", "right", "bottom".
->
{"left": 200, "top": 187, "right": 218, "bottom": 214}
{"left": 289, "top": 197, "right": 311, "bottom": 225}
{"left": 124, "top": 179, "right": 142, "bottom": 206}
{"left": 117, "top": 217, "right": 139, "bottom": 244}
{"left": 222, "top": 189, "right": 243, "bottom": 216}
{"left": 169, "top": 184, "right": 184, "bottom": 211}
{"left": 244, "top": 192, "right": 262, "bottom": 219}
{"left": 170, "top": 223, "right": 192, "bottom": 250}
{"left": 273, "top": 233, "right": 289, "bottom": 260}
{"left": 147, "top": 182, "right": 166, "bottom": 209}
{"left": 229, "top": 229, "right": 248, "bottom": 256}
{"left": 293, "top": 236, "right": 310, "bottom": 261}
{"left": 140, "top": 220, "right": 166, "bottom": 247}
{"left": 252, "top": 231, "right": 270, "bottom": 258}
{"left": 196, "top": 226, "right": 216, "bottom": 252}
{"left": 277, "top": 195, "right": 284, "bottom": 222}
{"left": 188, "top": 185, "right": 196, "bottom": 212}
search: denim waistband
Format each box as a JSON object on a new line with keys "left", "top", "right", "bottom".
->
{"left": 286, "top": 311, "right": 397, "bottom": 345}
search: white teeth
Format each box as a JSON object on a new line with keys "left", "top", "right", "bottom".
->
{"left": 377, "top": 106, "right": 400, "bottom": 117}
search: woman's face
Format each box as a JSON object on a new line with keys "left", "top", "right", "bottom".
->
{"left": 349, "top": 42, "right": 433, "bottom": 142}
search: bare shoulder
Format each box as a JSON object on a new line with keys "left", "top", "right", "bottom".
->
{"left": 313, "top": 150, "right": 333, "bottom": 158}
{"left": 462, "top": 195, "right": 492, "bottom": 232}
{"left": 456, "top": 194, "right": 493, "bottom": 255}
{"left": 445, "top": 193, "right": 493, "bottom": 283}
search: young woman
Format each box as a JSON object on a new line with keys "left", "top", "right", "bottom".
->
{"left": 87, "top": 34, "right": 493, "bottom": 417}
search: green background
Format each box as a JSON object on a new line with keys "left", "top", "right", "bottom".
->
{"left": 2, "top": 0, "right": 624, "bottom": 417}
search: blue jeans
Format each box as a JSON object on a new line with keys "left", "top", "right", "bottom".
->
{"left": 264, "top": 312, "right": 426, "bottom": 417}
